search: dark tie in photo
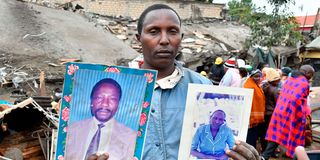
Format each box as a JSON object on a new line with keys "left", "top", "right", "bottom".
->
{"left": 85, "top": 123, "right": 105, "bottom": 159}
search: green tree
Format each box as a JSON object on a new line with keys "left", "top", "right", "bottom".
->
{"left": 228, "top": 0, "right": 302, "bottom": 48}
{"left": 228, "top": 0, "right": 255, "bottom": 23}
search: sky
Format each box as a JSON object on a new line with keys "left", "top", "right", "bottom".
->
{"left": 213, "top": 0, "right": 320, "bottom": 16}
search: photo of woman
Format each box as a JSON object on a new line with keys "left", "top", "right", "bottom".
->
{"left": 191, "top": 110, "right": 235, "bottom": 160}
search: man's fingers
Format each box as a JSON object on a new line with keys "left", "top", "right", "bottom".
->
{"left": 238, "top": 140, "right": 260, "bottom": 160}
{"left": 226, "top": 149, "right": 246, "bottom": 160}
{"left": 233, "top": 143, "right": 256, "bottom": 160}
{"left": 97, "top": 153, "right": 109, "bottom": 160}
{"left": 295, "top": 146, "right": 309, "bottom": 160}
{"left": 87, "top": 154, "right": 98, "bottom": 160}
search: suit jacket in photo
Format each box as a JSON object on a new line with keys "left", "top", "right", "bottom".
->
{"left": 65, "top": 118, "right": 137, "bottom": 160}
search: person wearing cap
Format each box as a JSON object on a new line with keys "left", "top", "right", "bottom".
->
{"left": 244, "top": 65, "right": 253, "bottom": 73}
{"left": 209, "top": 57, "right": 225, "bottom": 85}
{"left": 219, "top": 58, "right": 241, "bottom": 87}
{"left": 243, "top": 69, "right": 265, "bottom": 149}
{"left": 260, "top": 68, "right": 281, "bottom": 152}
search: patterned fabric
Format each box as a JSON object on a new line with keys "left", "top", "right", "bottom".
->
{"left": 243, "top": 77, "right": 265, "bottom": 128}
{"left": 265, "top": 75, "right": 309, "bottom": 158}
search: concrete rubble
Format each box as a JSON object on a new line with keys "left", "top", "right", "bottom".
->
{"left": 84, "top": 13, "right": 251, "bottom": 70}
{"left": 19, "top": 0, "right": 251, "bottom": 70}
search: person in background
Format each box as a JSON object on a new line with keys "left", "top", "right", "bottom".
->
{"left": 261, "top": 67, "right": 271, "bottom": 84}
{"left": 279, "top": 67, "right": 292, "bottom": 88}
{"left": 262, "top": 65, "right": 315, "bottom": 159}
{"left": 243, "top": 70, "right": 265, "bottom": 149}
{"left": 191, "top": 110, "right": 235, "bottom": 160}
{"left": 256, "top": 62, "right": 269, "bottom": 71}
{"left": 209, "top": 57, "right": 225, "bottom": 85}
{"left": 261, "top": 68, "right": 281, "bottom": 152}
{"left": 281, "top": 67, "right": 292, "bottom": 81}
{"left": 239, "top": 67, "right": 248, "bottom": 87}
{"left": 219, "top": 58, "right": 241, "bottom": 87}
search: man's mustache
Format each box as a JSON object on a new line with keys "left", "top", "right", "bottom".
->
{"left": 95, "top": 108, "right": 112, "bottom": 113}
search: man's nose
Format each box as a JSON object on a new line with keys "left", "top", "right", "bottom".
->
{"left": 159, "top": 32, "right": 169, "bottom": 45}
{"left": 101, "top": 97, "right": 110, "bottom": 106}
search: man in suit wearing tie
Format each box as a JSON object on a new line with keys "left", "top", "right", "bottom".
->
{"left": 65, "top": 78, "right": 137, "bottom": 160}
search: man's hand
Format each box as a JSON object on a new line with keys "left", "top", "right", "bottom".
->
{"left": 226, "top": 140, "right": 260, "bottom": 160}
{"left": 87, "top": 153, "right": 109, "bottom": 160}
{"left": 295, "top": 146, "right": 310, "bottom": 160}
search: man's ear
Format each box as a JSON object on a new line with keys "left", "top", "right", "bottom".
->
{"left": 135, "top": 34, "right": 141, "bottom": 42}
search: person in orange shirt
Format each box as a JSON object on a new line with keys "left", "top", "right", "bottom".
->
{"left": 243, "top": 70, "right": 265, "bottom": 149}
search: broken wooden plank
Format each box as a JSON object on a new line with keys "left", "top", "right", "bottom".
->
{"left": 22, "top": 146, "right": 42, "bottom": 159}
{"left": 59, "top": 58, "right": 81, "bottom": 65}
{"left": 39, "top": 71, "right": 46, "bottom": 96}
{"left": 0, "top": 98, "right": 33, "bottom": 119}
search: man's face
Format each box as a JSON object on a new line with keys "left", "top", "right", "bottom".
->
{"left": 224, "top": 66, "right": 229, "bottom": 73}
{"left": 306, "top": 71, "right": 314, "bottom": 80}
{"left": 210, "top": 111, "right": 225, "bottom": 129}
{"left": 137, "top": 9, "right": 182, "bottom": 70}
{"left": 91, "top": 83, "right": 120, "bottom": 123}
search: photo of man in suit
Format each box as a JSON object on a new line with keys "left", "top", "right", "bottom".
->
{"left": 65, "top": 78, "right": 137, "bottom": 160}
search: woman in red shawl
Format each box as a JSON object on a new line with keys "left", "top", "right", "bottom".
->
{"left": 262, "top": 65, "right": 315, "bottom": 159}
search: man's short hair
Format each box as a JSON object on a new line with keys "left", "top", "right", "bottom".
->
{"left": 210, "top": 109, "right": 226, "bottom": 119}
{"left": 90, "top": 78, "right": 122, "bottom": 100}
{"left": 137, "top": 4, "right": 181, "bottom": 35}
{"left": 300, "top": 65, "right": 315, "bottom": 73}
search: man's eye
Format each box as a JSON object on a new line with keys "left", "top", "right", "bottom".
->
{"left": 169, "top": 29, "right": 178, "bottom": 34}
{"left": 149, "top": 29, "right": 158, "bottom": 34}
{"left": 110, "top": 97, "right": 117, "bottom": 101}
{"left": 95, "top": 97, "right": 103, "bottom": 101}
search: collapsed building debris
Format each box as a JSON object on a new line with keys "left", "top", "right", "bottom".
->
{"left": 0, "top": 97, "right": 59, "bottom": 159}
{"left": 83, "top": 12, "right": 251, "bottom": 70}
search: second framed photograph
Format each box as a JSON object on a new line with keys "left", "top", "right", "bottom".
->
{"left": 178, "top": 84, "right": 254, "bottom": 160}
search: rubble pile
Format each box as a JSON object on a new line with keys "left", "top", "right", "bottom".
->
{"left": 20, "top": 0, "right": 251, "bottom": 70}
{"left": 0, "top": 53, "right": 64, "bottom": 159}
{"left": 0, "top": 53, "right": 65, "bottom": 92}
{"left": 87, "top": 13, "right": 250, "bottom": 70}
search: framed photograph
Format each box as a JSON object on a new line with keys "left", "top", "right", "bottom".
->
{"left": 178, "top": 84, "right": 253, "bottom": 160}
{"left": 55, "top": 62, "right": 156, "bottom": 160}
